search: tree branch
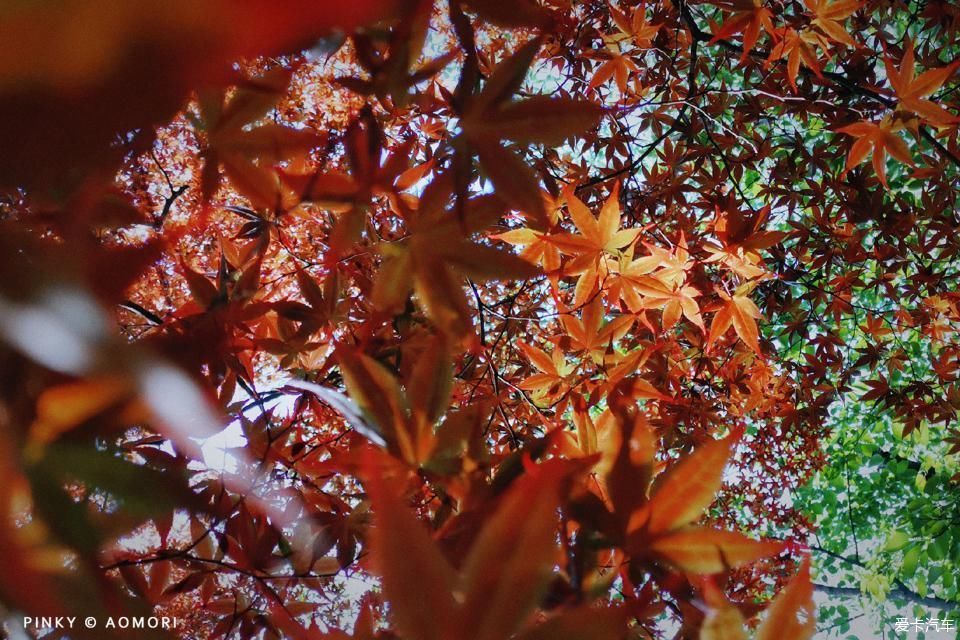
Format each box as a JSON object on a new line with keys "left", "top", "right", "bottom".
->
{"left": 811, "top": 545, "right": 959, "bottom": 611}
{"left": 813, "top": 582, "right": 957, "bottom": 611}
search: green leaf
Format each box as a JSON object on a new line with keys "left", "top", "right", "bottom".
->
{"left": 884, "top": 530, "right": 910, "bottom": 552}
{"left": 902, "top": 546, "right": 921, "bottom": 579}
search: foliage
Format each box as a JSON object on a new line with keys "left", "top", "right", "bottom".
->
{"left": 0, "top": 0, "right": 958, "bottom": 638}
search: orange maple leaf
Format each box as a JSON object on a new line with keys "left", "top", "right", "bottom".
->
{"left": 707, "top": 285, "right": 763, "bottom": 354}
{"left": 649, "top": 529, "right": 786, "bottom": 574}
{"left": 700, "top": 556, "right": 815, "bottom": 640}
{"left": 559, "top": 298, "right": 635, "bottom": 363}
{"left": 804, "top": 0, "right": 861, "bottom": 46}
{"left": 200, "top": 67, "right": 323, "bottom": 209}
{"left": 628, "top": 277, "right": 704, "bottom": 331}
{"left": 885, "top": 41, "right": 960, "bottom": 126}
{"left": 335, "top": 340, "right": 459, "bottom": 466}
{"left": 836, "top": 114, "right": 916, "bottom": 187}
{"left": 549, "top": 183, "right": 641, "bottom": 306}
{"left": 588, "top": 53, "right": 640, "bottom": 93}
{"left": 710, "top": 0, "right": 775, "bottom": 61}
{"left": 609, "top": 241, "right": 703, "bottom": 331}
{"left": 608, "top": 2, "right": 661, "bottom": 48}
{"left": 517, "top": 340, "right": 576, "bottom": 406}
{"left": 625, "top": 428, "right": 786, "bottom": 573}
{"left": 364, "top": 457, "right": 626, "bottom": 640}
{"left": 491, "top": 225, "right": 562, "bottom": 274}
{"left": 592, "top": 3, "right": 658, "bottom": 92}
{"left": 636, "top": 431, "right": 741, "bottom": 535}
{"left": 766, "top": 27, "right": 829, "bottom": 91}
{"left": 461, "top": 39, "right": 605, "bottom": 225}
{"left": 755, "top": 557, "right": 816, "bottom": 640}
{"left": 371, "top": 181, "right": 540, "bottom": 340}
{"left": 705, "top": 204, "right": 785, "bottom": 279}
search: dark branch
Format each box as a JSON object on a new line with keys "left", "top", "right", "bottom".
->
{"left": 813, "top": 582, "right": 957, "bottom": 611}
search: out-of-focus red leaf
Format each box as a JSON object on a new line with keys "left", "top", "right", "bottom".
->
{"left": 756, "top": 556, "right": 816, "bottom": 640}
{"left": 457, "top": 461, "right": 569, "bottom": 640}
{"left": 649, "top": 528, "right": 785, "bottom": 574}
{"left": 363, "top": 453, "right": 458, "bottom": 640}
{"left": 634, "top": 429, "right": 741, "bottom": 535}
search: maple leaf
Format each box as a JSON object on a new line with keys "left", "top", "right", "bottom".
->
{"left": 175, "top": 247, "right": 265, "bottom": 318}
{"left": 338, "top": 1, "right": 455, "bottom": 109}
{"left": 608, "top": 2, "right": 658, "bottom": 44}
{"left": 633, "top": 430, "right": 740, "bottom": 535}
{"left": 282, "top": 108, "right": 420, "bottom": 254}
{"left": 885, "top": 41, "right": 960, "bottom": 125}
{"left": 558, "top": 298, "right": 635, "bottom": 363}
{"left": 804, "top": 0, "right": 861, "bottom": 46}
{"left": 699, "top": 577, "right": 749, "bottom": 640}
{"left": 560, "top": 405, "right": 667, "bottom": 495}
{"left": 649, "top": 528, "right": 786, "bottom": 573}
{"left": 364, "top": 456, "right": 625, "bottom": 640}
{"left": 28, "top": 376, "right": 132, "bottom": 447}
{"left": 364, "top": 454, "right": 459, "bottom": 640}
{"left": 0, "top": 0, "right": 402, "bottom": 191}
{"left": 294, "top": 268, "right": 340, "bottom": 327}
{"left": 706, "top": 284, "right": 764, "bottom": 354}
{"left": 629, "top": 276, "right": 704, "bottom": 331}
{"left": 602, "top": 349, "right": 659, "bottom": 395}
{"left": 549, "top": 183, "right": 641, "bottom": 306}
{"left": 465, "top": 95, "right": 606, "bottom": 146}
{"left": 705, "top": 204, "right": 785, "bottom": 279}
{"left": 621, "top": 427, "right": 786, "bottom": 573}
{"left": 629, "top": 6, "right": 662, "bottom": 48}
{"left": 836, "top": 114, "right": 916, "bottom": 187}
{"left": 517, "top": 340, "right": 576, "bottom": 406}
{"left": 698, "top": 556, "right": 815, "bottom": 640}
{"left": 491, "top": 220, "right": 562, "bottom": 275}
{"left": 495, "top": 230, "right": 560, "bottom": 270}
{"left": 588, "top": 52, "right": 640, "bottom": 93}
{"left": 333, "top": 339, "right": 455, "bottom": 466}
{"left": 265, "top": 269, "right": 342, "bottom": 368}
{"left": 755, "top": 557, "right": 816, "bottom": 640}
{"left": 606, "top": 246, "right": 662, "bottom": 312}
{"left": 461, "top": 0, "right": 550, "bottom": 28}
{"left": 607, "top": 241, "right": 703, "bottom": 331}
{"left": 588, "top": 4, "right": 658, "bottom": 92}
{"left": 711, "top": 203, "right": 787, "bottom": 253}
{"left": 461, "top": 40, "right": 606, "bottom": 225}
{"left": 710, "top": 0, "right": 775, "bottom": 61}
{"left": 766, "top": 27, "right": 829, "bottom": 91}
{"left": 563, "top": 407, "right": 597, "bottom": 460}
{"left": 199, "top": 67, "right": 323, "bottom": 209}
{"left": 371, "top": 179, "right": 540, "bottom": 340}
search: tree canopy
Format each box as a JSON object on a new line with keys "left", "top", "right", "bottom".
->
{"left": 0, "top": 0, "right": 959, "bottom": 638}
